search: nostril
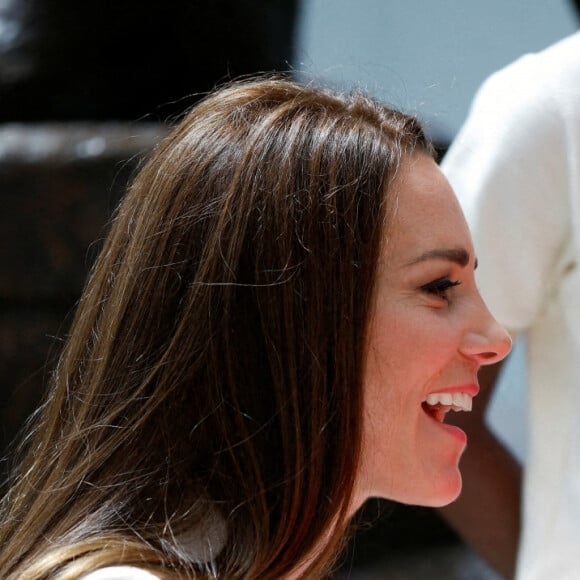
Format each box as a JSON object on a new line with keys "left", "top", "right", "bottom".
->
{"left": 459, "top": 329, "right": 512, "bottom": 364}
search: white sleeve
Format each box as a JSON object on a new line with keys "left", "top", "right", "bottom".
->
{"left": 442, "top": 55, "right": 571, "bottom": 332}
{"left": 81, "top": 566, "right": 160, "bottom": 580}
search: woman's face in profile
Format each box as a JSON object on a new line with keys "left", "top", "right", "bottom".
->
{"left": 355, "top": 153, "right": 511, "bottom": 509}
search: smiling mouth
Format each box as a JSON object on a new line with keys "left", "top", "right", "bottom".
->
{"left": 421, "top": 392, "right": 473, "bottom": 423}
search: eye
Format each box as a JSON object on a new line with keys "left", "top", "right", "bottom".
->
{"left": 420, "top": 277, "right": 461, "bottom": 302}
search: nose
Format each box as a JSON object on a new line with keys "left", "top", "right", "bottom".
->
{"left": 459, "top": 308, "right": 512, "bottom": 367}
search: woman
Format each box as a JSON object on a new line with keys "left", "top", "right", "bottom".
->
{"left": 0, "top": 78, "right": 510, "bottom": 579}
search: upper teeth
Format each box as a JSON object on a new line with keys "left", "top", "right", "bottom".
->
{"left": 424, "top": 392, "right": 472, "bottom": 412}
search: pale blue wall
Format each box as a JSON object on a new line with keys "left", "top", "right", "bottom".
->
{"left": 295, "top": 0, "right": 577, "bottom": 141}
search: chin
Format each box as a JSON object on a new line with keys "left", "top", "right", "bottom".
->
{"left": 392, "top": 467, "right": 463, "bottom": 508}
{"left": 418, "top": 470, "right": 463, "bottom": 507}
{"left": 357, "top": 465, "right": 463, "bottom": 508}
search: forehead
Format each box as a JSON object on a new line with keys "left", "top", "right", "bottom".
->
{"left": 385, "top": 153, "right": 473, "bottom": 263}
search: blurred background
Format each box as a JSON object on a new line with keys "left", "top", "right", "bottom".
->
{"left": 1, "top": 0, "right": 576, "bottom": 577}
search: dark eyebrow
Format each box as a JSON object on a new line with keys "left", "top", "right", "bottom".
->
{"left": 406, "top": 248, "right": 477, "bottom": 269}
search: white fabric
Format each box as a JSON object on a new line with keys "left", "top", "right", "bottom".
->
{"left": 442, "top": 31, "right": 580, "bottom": 580}
{"left": 81, "top": 566, "right": 159, "bottom": 580}
{"left": 77, "top": 505, "right": 226, "bottom": 579}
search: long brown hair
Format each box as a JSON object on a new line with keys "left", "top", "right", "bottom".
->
{"left": 0, "top": 77, "right": 431, "bottom": 579}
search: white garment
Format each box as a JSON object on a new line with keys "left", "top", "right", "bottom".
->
{"left": 78, "top": 506, "right": 226, "bottom": 579}
{"left": 81, "top": 566, "right": 159, "bottom": 580}
{"left": 442, "top": 31, "right": 580, "bottom": 580}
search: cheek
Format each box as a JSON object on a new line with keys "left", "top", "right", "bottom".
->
{"left": 361, "top": 314, "right": 462, "bottom": 448}
{"left": 361, "top": 313, "right": 425, "bottom": 455}
{"left": 366, "top": 309, "right": 451, "bottom": 388}
{"left": 363, "top": 327, "right": 404, "bottom": 416}
{"left": 381, "top": 309, "right": 462, "bottom": 373}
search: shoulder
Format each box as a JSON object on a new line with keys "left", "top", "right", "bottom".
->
{"left": 442, "top": 35, "right": 579, "bottom": 177}
{"left": 81, "top": 566, "right": 160, "bottom": 580}
{"left": 472, "top": 31, "right": 580, "bottom": 119}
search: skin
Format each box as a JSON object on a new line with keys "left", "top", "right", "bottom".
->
{"left": 354, "top": 152, "right": 512, "bottom": 509}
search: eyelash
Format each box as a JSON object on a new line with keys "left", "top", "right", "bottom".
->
{"left": 420, "top": 278, "right": 461, "bottom": 302}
